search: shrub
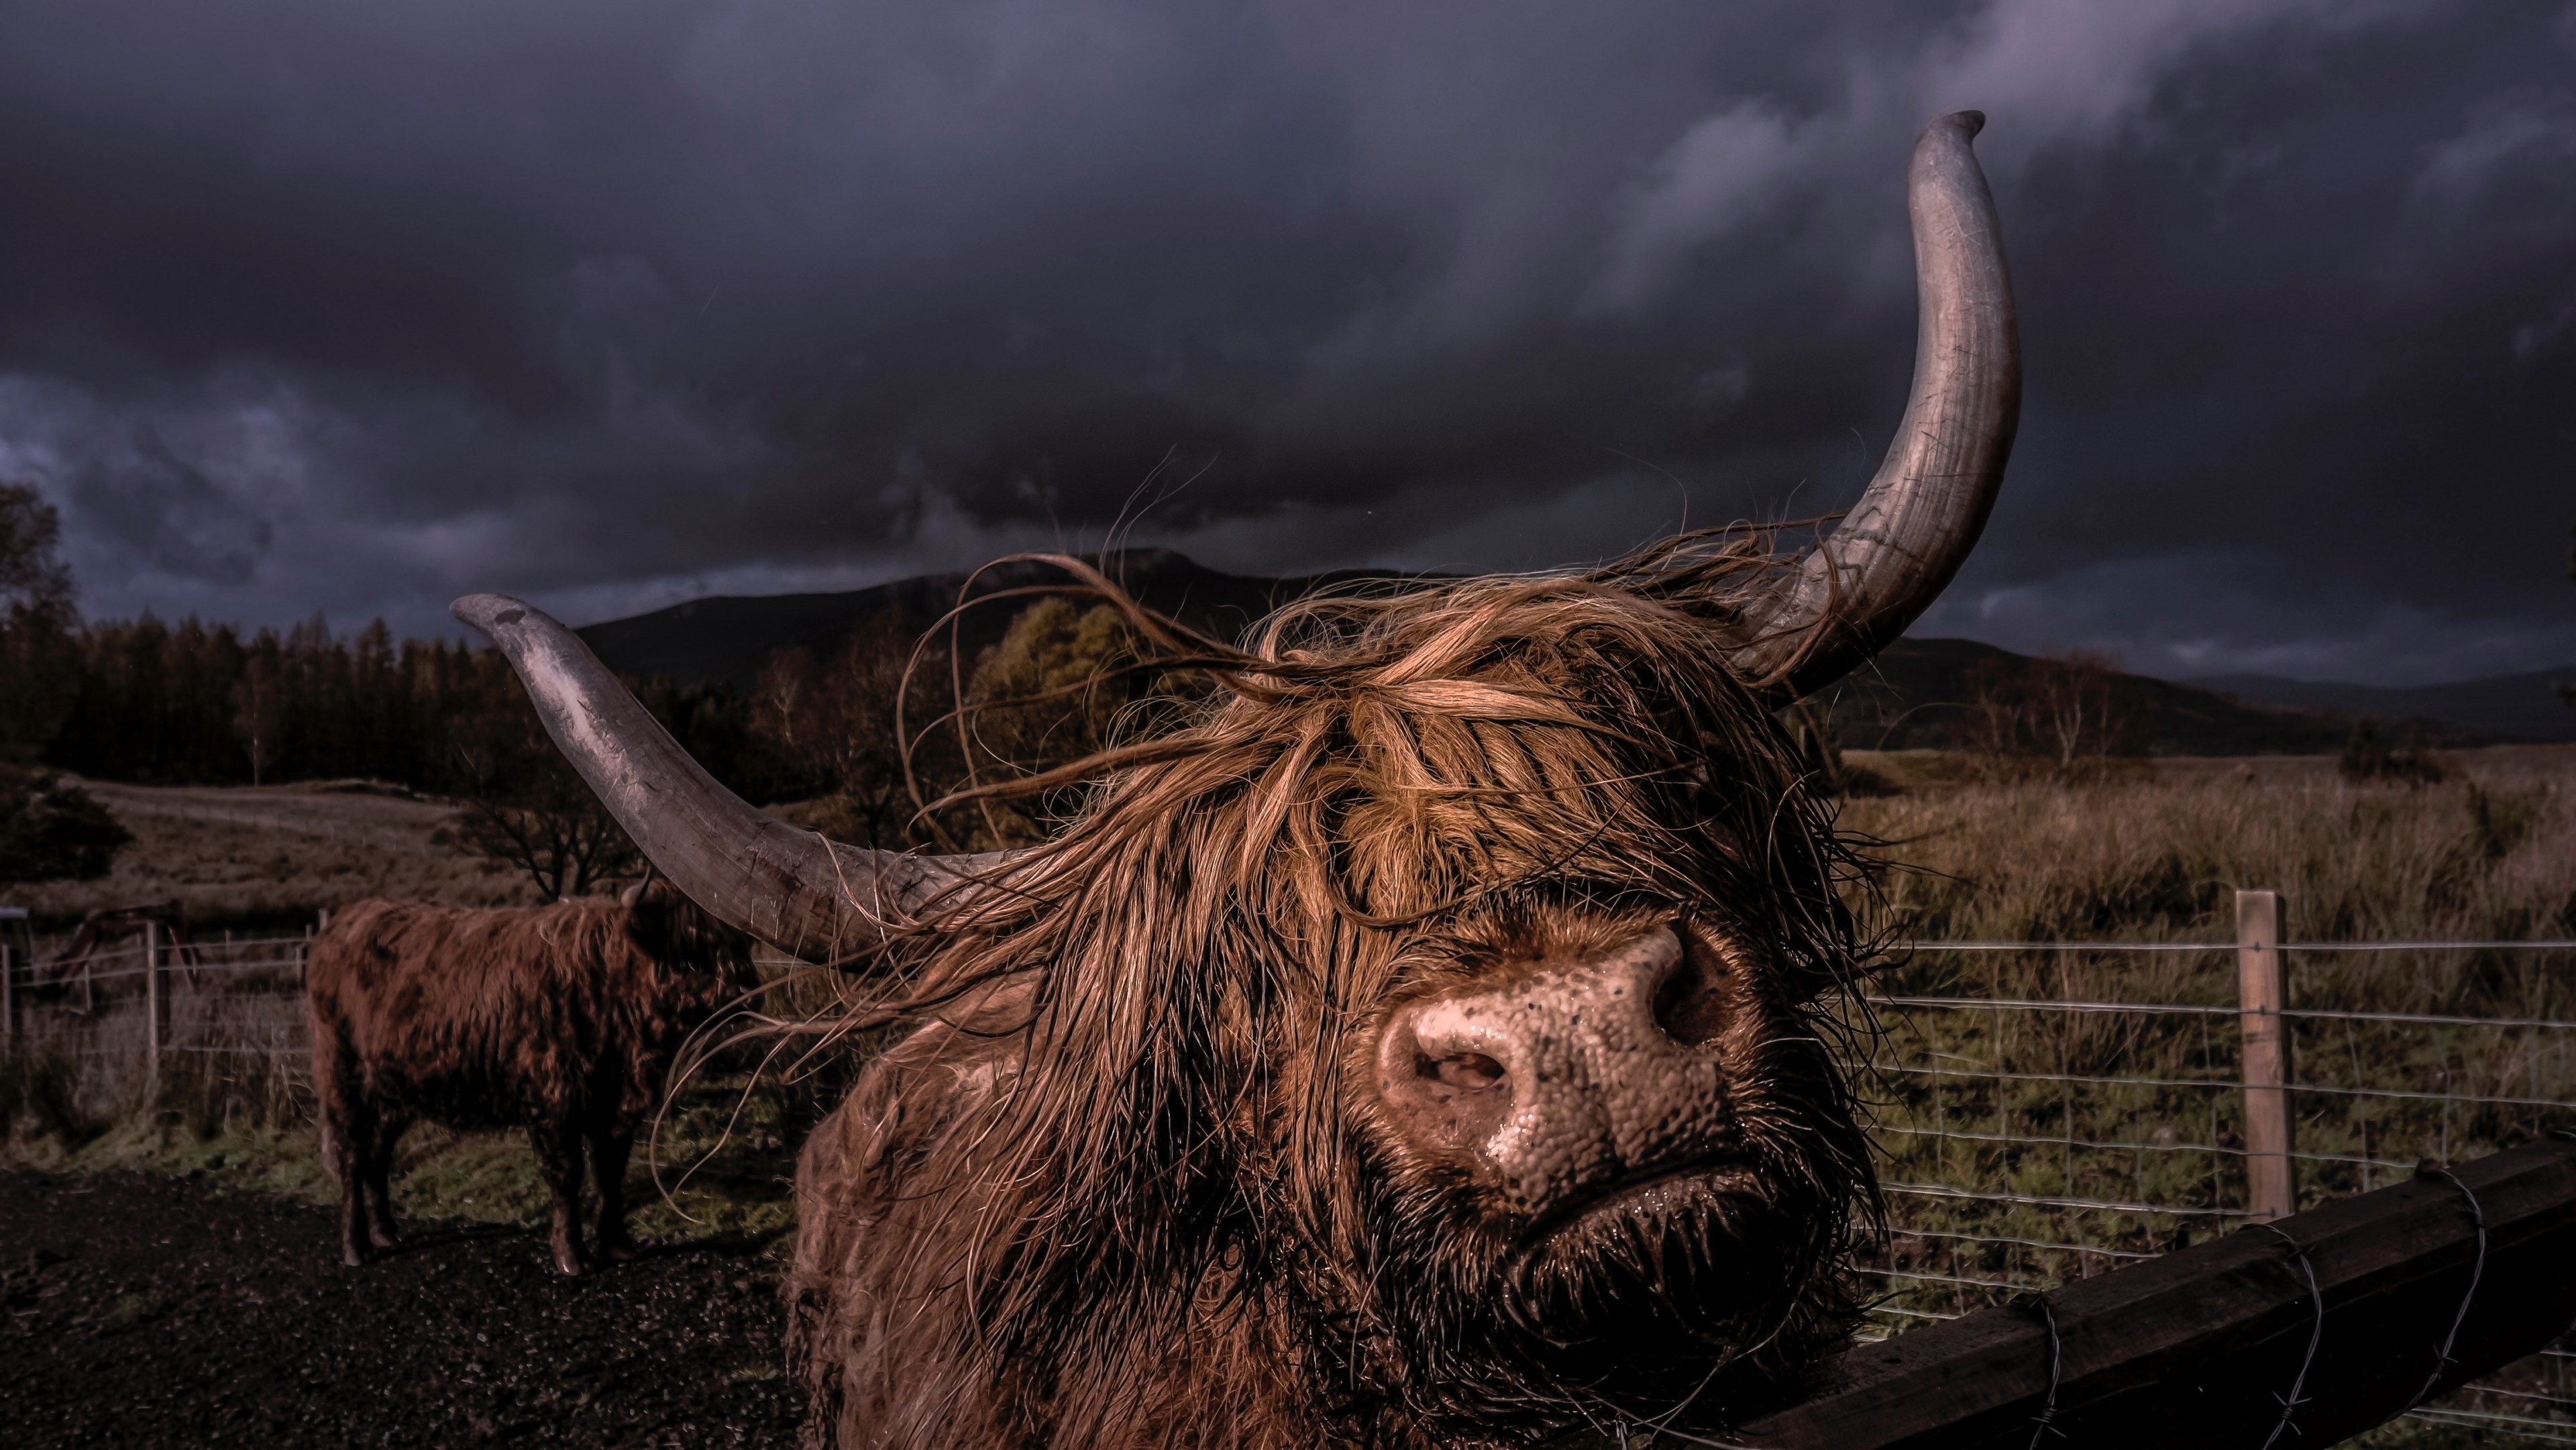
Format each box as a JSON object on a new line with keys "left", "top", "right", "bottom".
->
{"left": 0, "top": 765, "right": 132, "bottom": 887}
{"left": 2339, "top": 719, "right": 2446, "bottom": 784}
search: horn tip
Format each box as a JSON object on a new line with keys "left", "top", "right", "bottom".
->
{"left": 1933, "top": 109, "right": 1987, "bottom": 140}
{"left": 450, "top": 592, "right": 534, "bottom": 637}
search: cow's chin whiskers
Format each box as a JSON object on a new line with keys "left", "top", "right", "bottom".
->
{"left": 1505, "top": 1167, "right": 1790, "bottom": 1342}
{"left": 1331, "top": 1135, "right": 1847, "bottom": 1437}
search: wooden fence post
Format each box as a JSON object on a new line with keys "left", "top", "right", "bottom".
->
{"left": 2237, "top": 889, "right": 2295, "bottom": 1221}
{"left": 144, "top": 918, "right": 165, "bottom": 1100}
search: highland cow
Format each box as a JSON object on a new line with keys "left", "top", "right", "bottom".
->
{"left": 305, "top": 882, "right": 757, "bottom": 1274}
{"left": 455, "top": 111, "right": 2020, "bottom": 1447}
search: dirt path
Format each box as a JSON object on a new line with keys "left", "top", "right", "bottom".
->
{"left": 0, "top": 1171, "right": 802, "bottom": 1447}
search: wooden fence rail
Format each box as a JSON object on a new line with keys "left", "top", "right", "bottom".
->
{"left": 1735, "top": 1135, "right": 2576, "bottom": 1449}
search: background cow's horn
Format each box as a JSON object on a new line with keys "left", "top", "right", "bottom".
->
{"left": 1730, "top": 110, "right": 2021, "bottom": 697}
{"left": 451, "top": 593, "right": 984, "bottom": 961}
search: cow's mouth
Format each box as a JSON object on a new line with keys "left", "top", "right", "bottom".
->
{"left": 1521, "top": 1156, "right": 1758, "bottom": 1250}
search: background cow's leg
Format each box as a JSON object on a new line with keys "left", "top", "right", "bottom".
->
{"left": 530, "top": 1117, "right": 590, "bottom": 1276}
{"left": 588, "top": 1121, "right": 640, "bottom": 1261}
{"left": 325, "top": 1100, "right": 374, "bottom": 1268}
{"left": 363, "top": 1115, "right": 407, "bottom": 1250}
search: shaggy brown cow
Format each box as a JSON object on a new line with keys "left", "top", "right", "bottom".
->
{"left": 305, "top": 882, "right": 757, "bottom": 1274}
{"left": 455, "top": 112, "right": 2019, "bottom": 1447}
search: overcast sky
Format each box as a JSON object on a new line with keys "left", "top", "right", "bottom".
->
{"left": 3, "top": 0, "right": 2571, "bottom": 685}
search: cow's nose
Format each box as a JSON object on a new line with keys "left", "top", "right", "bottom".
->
{"left": 1373, "top": 927, "right": 1733, "bottom": 1216}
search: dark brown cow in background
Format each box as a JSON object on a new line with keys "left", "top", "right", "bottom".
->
{"left": 305, "top": 880, "right": 757, "bottom": 1274}
{"left": 459, "top": 112, "right": 2019, "bottom": 1448}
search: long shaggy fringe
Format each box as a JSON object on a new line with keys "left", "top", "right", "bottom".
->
{"left": 784, "top": 529, "right": 1884, "bottom": 1449}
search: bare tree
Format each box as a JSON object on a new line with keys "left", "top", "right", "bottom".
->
{"left": 1964, "top": 650, "right": 2147, "bottom": 775}
{"left": 1961, "top": 656, "right": 2029, "bottom": 764}
{"left": 447, "top": 696, "right": 639, "bottom": 900}
{"left": 750, "top": 612, "right": 943, "bottom": 851}
{"left": 231, "top": 652, "right": 284, "bottom": 786}
{"left": 2025, "top": 650, "right": 2131, "bottom": 772}
{"left": 754, "top": 645, "right": 812, "bottom": 754}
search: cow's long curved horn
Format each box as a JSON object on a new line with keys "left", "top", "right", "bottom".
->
{"left": 1730, "top": 110, "right": 2020, "bottom": 696}
{"left": 451, "top": 593, "right": 987, "bottom": 960}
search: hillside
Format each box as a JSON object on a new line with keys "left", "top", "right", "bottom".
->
{"left": 1831, "top": 638, "right": 2487, "bottom": 756}
{"left": 2188, "top": 666, "right": 2576, "bottom": 744}
{"left": 579, "top": 548, "right": 1346, "bottom": 693}
{"left": 577, "top": 550, "right": 2500, "bottom": 757}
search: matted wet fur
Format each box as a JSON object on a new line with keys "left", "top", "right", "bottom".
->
{"left": 307, "top": 884, "right": 757, "bottom": 1274}
{"left": 786, "top": 533, "right": 1882, "bottom": 1449}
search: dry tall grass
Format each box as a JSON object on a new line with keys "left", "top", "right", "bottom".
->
{"left": 1844, "top": 746, "right": 2573, "bottom": 949}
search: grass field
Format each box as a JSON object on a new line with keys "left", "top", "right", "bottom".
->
{"left": 10, "top": 777, "right": 543, "bottom": 930}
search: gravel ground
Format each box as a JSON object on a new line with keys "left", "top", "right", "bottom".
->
{"left": 0, "top": 1170, "right": 803, "bottom": 1447}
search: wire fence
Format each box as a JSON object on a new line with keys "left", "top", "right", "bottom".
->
{"left": 1, "top": 933, "right": 318, "bottom": 1114}
{"left": 27, "top": 938, "right": 312, "bottom": 986}
{"left": 0, "top": 935, "right": 822, "bottom": 1100}
{"left": 1859, "top": 911, "right": 2576, "bottom": 1441}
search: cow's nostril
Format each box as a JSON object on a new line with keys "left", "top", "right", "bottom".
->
{"left": 1653, "top": 936, "right": 1729, "bottom": 1046}
{"left": 1419, "top": 1052, "right": 1505, "bottom": 1090}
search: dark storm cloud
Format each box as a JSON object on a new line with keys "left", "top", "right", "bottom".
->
{"left": 0, "top": 0, "right": 2569, "bottom": 682}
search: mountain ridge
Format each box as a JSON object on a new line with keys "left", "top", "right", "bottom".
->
{"left": 2186, "top": 668, "right": 2576, "bottom": 745}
